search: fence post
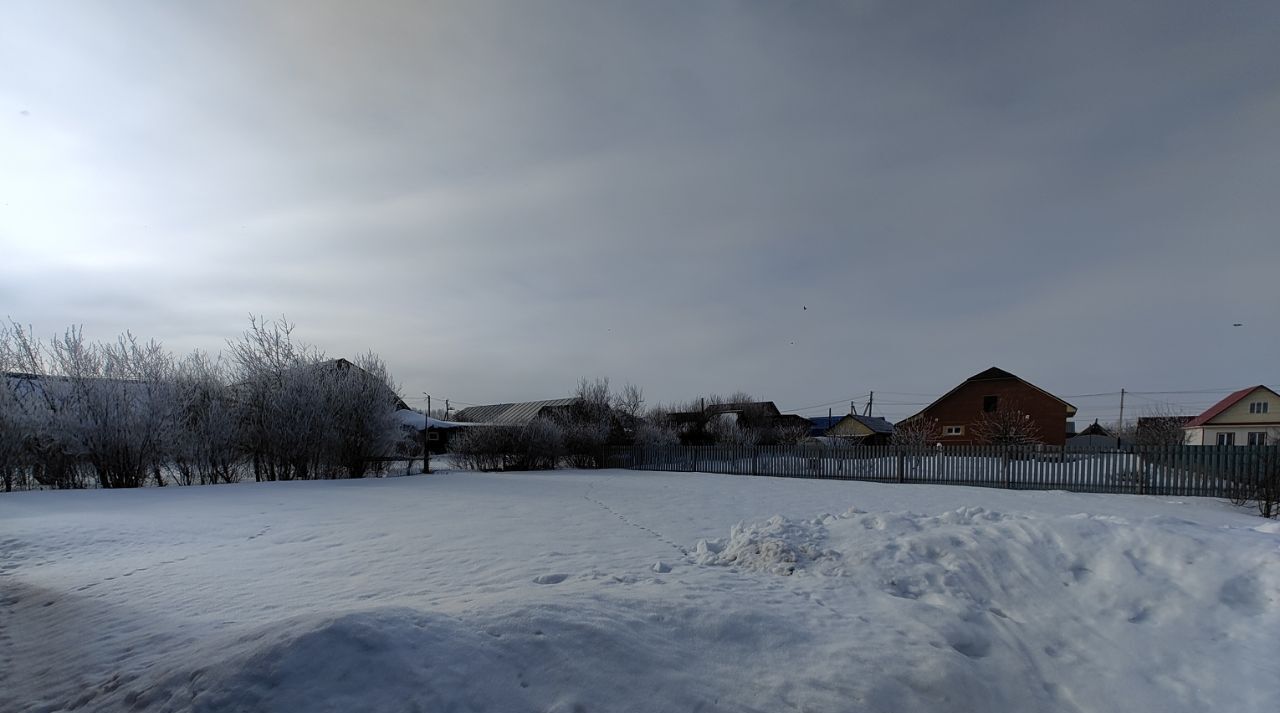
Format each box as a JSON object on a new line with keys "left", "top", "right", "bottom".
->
{"left": 896, "top": 450, "right": 905, "bottom": 483}
{"left": 1002, "top": 447, "right": 1011, "bottom": 489}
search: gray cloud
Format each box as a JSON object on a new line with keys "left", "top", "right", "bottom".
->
{"left": 2, "top": 0, "right": 1277, "bottom": 423}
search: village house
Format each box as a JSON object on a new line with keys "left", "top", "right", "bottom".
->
{"left": 898, "top": 367, "right": 1078, "bottom": 446}
{"left": 808, "top": 414, "right": 894, "bottom": 445}
{"left": 1182, "top": 385, "right": 1280, "bottom": 446}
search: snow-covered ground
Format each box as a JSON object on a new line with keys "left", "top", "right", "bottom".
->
{"left": 1, "top": 470, "right": 1277, "bottom": 713}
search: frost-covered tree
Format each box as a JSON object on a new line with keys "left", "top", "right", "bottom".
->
{"left": 633, "top": 407, "right": 678, "bottom": 448}
{"left": 171, "top": 352, "right": 243, "bottom": 485}
{"left": 227, "top": 316, "right": 403, "bottom": 481}
{"left": 0, "top": 322, "right": 34, "bottom": 491}
{"left": 46, "top": 328, "right": 179, "bottom": 489}
{"left": 320, "top": 353, "right": 402, "bottom": 478}
{"left": 228, "top": 316, "right": 326, "bottom": 481}
{"left": 0, "top": 320, "right": 81, "bottom": 489}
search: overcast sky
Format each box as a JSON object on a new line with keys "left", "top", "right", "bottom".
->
{"left": 2, "top": 0, "right": 1277, "bottom": 425}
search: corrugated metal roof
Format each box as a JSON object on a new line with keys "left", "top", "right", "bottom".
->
{"left": 454, "top": 398, "right": 579, "bottom": 425}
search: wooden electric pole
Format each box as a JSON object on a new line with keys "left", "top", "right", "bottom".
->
{"left": 1117, "top": 388, "right": 1125, "bottom": 448}
{"left": 423, "top": 393, "right": 432, "bottom": 474}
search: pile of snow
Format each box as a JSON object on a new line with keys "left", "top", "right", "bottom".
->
{"left": 694, "top": 514, "right": 844, "bottom": 575}
{"left": 2, "top": 471, "right": 1277, "bottom": 712}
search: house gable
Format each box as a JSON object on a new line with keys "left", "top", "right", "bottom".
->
{"left": 1185, "top": 385, "right": 1280, "bottom": 428}
{"left": 901, "top": 367, "right": 1077, "bottom": 446}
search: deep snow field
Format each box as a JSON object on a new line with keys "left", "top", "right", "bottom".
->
{"left": 1, "top": 469, "right": 1277, "bottom": 713}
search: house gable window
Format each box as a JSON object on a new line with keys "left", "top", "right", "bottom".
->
{"left": 982, "top": 395, "right": 999, "bottom": 413}
{"left": 1248, "top": 432, "right": 1267, "bottom": 446}
{"left": 1249, "top": 401, "right": 1270, "bottom": 414}
{"left": 1216, "top": 432, "right": 1236, "bottom": 446}
{"left": 943, "top": 425, "right": 964, "bottom": 436}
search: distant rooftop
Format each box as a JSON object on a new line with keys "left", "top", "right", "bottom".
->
{"left": 454, "top": 398, "right": 579, "bottom": 425}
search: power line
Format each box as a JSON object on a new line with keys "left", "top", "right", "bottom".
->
{"left": 781, "top": 393, "right": 870, "bottom": 414}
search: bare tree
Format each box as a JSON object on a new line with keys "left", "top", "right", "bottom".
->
{"left": 971, "top": 403, "right": 1042, "bottom": 446}
{"left": 557, "top": 377, "right": 614, "bottom": 468}
{"left": 892, "top": 416, "right": 941, "bottom": 451}
{"left": 1229, "top": 439, "right": 1280, "bottom": 519}
{"left": 1130, "top": 404, "right": 1191, "bottom": 447}
{"left": 610, "top": 382, "right": 644, "bottom": 420}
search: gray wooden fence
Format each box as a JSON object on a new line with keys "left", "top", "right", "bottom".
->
{"left": 603, "top": 444, "right": 1280, "bottom": 499}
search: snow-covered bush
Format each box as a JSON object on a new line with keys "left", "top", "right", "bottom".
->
{"left": 632, "top": 409, "right": 678, "bottom": 448}
{"left": 452, "top": 420, "right": 565, "bottom": 471}
{"left": 319, "top": 353, "right": 402, "bottom": 478}
{"left": 0, "top": 322, "right": 33, "bottom": 491}
{"left": 0, "top": 316, "right": 404, "bottom": 488}
{"left": 171, "top": 352, "right": 244, "bottom": 485}
{"left": 228, "top": 317, "right": 403, "bottom": 481}
{"left": 45, "top": 328, "right": 179, "bottom": 489}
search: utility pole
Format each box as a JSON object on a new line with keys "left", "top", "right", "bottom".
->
{"left": 850, "top": 401, "right": 854, "bottom": 415}
{"left": 445, "top": 399, "right": 451, "bottom": 421}
{"left": 423, "top": 393, "right": 432, "bottom": 475}
{"left": 1117, "top": 388, "right": 1125, "bottom": 448}
{"left": 864, "top": 391, "right": 874, "bottom": 417}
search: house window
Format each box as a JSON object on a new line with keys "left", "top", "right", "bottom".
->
{"left": 944, "top": 425, "right": 964, "bottom": 436}
{"left": 1248, "top": 432, "right": 1267, "bottom": 446}
{"left": 1249, "top": 401, "right": 1269, "bottom": 414}
{"left": 982, "top": 395, "right": 999, "bottom": 413}
{"left": 427, "top": 431, "right": 440, "bottom": 441}
{"left": 1216, "top": 432, "right": 1236, "bottom": 446}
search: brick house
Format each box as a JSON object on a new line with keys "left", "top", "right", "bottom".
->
{"left": 899, "top": 367, "right": 1078, "bottom": 446}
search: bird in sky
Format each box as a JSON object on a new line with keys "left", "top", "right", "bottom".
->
{"left": 1233, "top": 323, "right": 1243, "bottom": 327}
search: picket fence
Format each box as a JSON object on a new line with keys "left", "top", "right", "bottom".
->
{"left": 603, "top": 444, "right": 1280, "bottom": 498}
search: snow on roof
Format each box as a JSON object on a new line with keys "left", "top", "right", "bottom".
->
{"left": 394, "top": 410, "right": 477, "bottom": 430}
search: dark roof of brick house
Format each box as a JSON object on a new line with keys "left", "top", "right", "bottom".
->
{"left": 902, "top": 367, "right": 1077, "bottom": 423}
